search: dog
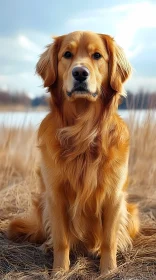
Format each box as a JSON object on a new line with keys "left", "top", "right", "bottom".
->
{"left": 8, "top": 31, "right": 139, "bottom": 276}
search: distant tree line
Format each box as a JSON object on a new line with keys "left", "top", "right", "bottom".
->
{"left": 0, "top": 90, "right": 48, "bottom": 107}
{"left": 0, "top": 89, "right": 156, "bottom": 109}
{"left": 120, "top": 90, "right": 156, "bottom": 109}
{"left": 0, "top": 90, "right": 31, "bottom": 106}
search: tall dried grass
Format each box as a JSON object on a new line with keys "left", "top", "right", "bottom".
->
{"left": 0, "top": 110, "right": 156, "bottom": 279}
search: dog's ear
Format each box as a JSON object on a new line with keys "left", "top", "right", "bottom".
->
{"left": 100, "top": 34, "right": 132, "bottom": 94}
{"left": 36, "top": 36, "right": 62, "bottom": 88}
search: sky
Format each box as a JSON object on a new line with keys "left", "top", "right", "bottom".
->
{"left": 0, "top": 0, "right": 156, "bottom": 97}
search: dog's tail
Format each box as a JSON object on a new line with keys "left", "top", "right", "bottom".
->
{"left": 8, "top": 194, "right": 46, "bottom": 243}
{"left": 127, "top": 202, "right": 140, "bottom": 239}
{"left": 8, "top": 167, "right": 47, "bottom": 243}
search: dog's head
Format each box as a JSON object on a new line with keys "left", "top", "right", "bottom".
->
{"left": 36, "top": 31, "right": 131, "bottom": 102}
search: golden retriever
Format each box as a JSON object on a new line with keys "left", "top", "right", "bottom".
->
{"left": 8, "top": 31, "right": 139, "bottom": 276}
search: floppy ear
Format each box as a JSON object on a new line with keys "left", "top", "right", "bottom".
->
{"left": 36, "top": 39, "right": 59, "bottom": 88}
{"left": 100, "top": 35, "right": 132, "bottom": 94}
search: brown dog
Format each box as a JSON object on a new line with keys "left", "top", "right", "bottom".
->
{"left": 8, "top": 31, "right": 139, "bottom": 276}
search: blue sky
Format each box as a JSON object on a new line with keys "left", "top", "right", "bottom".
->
{"left": 0, "top": 0, "right": 156, "bottom": 97}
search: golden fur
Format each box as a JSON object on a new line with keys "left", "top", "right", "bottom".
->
{"left": 8, "top": 31, "right": 139, "bottom": 276}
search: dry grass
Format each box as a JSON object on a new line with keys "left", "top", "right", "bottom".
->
{"left": 0, "top": 111, "right": 156, "bottom": 279}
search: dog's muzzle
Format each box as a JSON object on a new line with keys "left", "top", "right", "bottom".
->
{"left": 67, "top": 66, "right": 97, "bottom": 98}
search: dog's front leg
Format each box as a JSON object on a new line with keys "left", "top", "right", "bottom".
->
{"left": 99, "top": 140, "right": 130, "bottom": 276}
{"left": 47, "top": 188, "right": 70, "bottom": 272}
{"left": 100, "top": 194, "right": 124, "bottom": 275}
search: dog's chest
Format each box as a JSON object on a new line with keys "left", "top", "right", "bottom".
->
{"left": 60, "top": 143, "right": 102, "bottom": 189}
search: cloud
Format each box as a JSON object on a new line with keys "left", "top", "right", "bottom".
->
{"left": 18, "top": 35, "right": 41, "bottom": 53}
{"left": 126, "top": 75, "right": 156, "bottom": 92}
{"left": 66, "top": 1, "right": 156, "bottom": 58}
{"left": 0, "top": 72, "right": 44, "bottom": 97}
{"left": 0, "top": 36, "right": 37, "bottom": 65}
{"left": 0, "top": 32, "right": 52, "bottom": 96}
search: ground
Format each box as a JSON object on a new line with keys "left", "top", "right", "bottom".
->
{"left": 0, "top": 111, "right": 156, "bottom": 280}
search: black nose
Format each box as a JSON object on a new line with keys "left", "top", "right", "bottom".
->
{"left": 72, "top": 66, "right": 89, "bottom": 82}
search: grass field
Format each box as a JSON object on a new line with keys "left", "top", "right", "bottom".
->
{"left": 0, "top": 111, "right": 156, "bottom": 279}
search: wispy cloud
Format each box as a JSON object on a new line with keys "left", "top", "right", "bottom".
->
{"left": 126, "top": 75, "right": 156, "bottom": 92}
{"left": 66, "top": 1, "right": 156, "bottom": 58}
{"left": 18, "top": 35, "right": 41, "bottom": 53}
{"left": 0, "top": 33, "right": 50, "bottom": 96}
{"left": 0, "top": 71, "right": 42, "bottom": 96}
{"left": 0, "top": 35, "right": 40, "bottom": 64}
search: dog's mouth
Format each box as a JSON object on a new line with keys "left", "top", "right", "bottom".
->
{"left": 67, "top": 82, "right": 97, "bottom": 98}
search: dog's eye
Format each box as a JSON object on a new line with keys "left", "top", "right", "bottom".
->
{"left": 63, "top": 51, "right": 73, "bottom": 59}
{"left": 92, "top": 52, "right": 102, "bottom": 60}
